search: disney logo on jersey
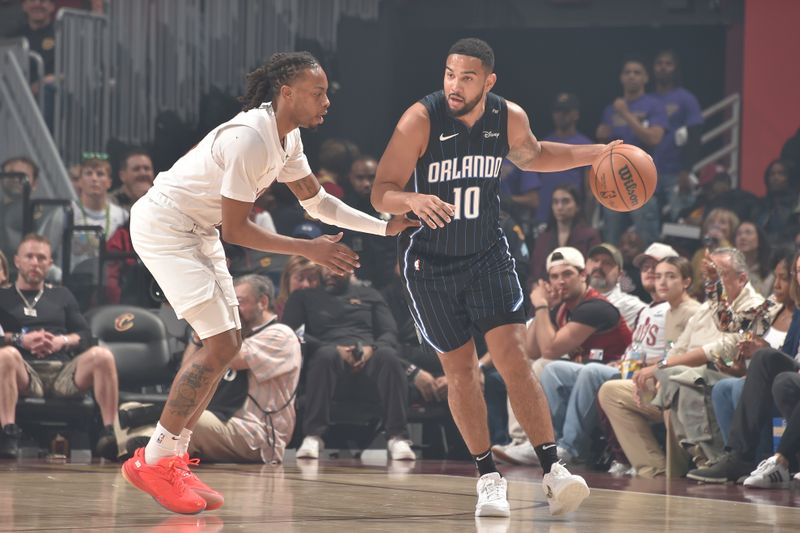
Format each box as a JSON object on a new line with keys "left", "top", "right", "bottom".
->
{"left": 427, "top": 155, "right": 503, "bottom": 183}
{"left": 483, "top": 130, "right": 499, "bottom": 139}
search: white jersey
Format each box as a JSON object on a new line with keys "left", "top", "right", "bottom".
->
{"left": 630, "top": 301, "right": 669, "bottom": 365}
{"left": 150, "top": 102, "right": 311, "bottom": 228}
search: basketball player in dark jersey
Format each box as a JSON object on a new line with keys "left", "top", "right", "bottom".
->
{"left": 372, "top": 38, "right": 620, "bottom": 517}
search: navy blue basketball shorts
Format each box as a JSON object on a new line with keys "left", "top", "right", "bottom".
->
{"left": 400, "top": 237, "right": 526, "bottom": 354}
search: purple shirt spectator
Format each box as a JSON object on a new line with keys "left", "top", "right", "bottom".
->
{"left": 653, "top": 88, "right": 704, "bottom": 174}
{"left": 500, "top": 160, "right": 540, "bottom": 198}
{"left": 601, "top": 94, "right": 668, "bottom": 151}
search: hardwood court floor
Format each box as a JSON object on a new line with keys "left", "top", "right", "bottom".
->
{"left": 2, "top": 458, "right": 799, "bottom": 532}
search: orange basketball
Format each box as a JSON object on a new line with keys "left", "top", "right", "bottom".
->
{"left": 590, "top": 144, "right": 657, "bottom": 212}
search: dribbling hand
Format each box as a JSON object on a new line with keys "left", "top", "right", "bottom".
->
{"left": 306, "top": 232, "right": 360, "bottom": 276}
{"left": 407, "top": 194, "right": 456, "bottom": 229}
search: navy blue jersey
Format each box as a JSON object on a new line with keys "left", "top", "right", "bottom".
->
{"left": 408, "top": 90, "right": 509, "bottom": 257}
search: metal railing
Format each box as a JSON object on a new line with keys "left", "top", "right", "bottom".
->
{"left": 692, "top": 92, "right": 740, "bottom": 185}
{"left": 0, "top": 39, "right": 74, "bottom": 201}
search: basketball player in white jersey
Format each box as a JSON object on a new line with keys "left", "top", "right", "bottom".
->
{"left": 120, "top": 52, "right": 417, "bottom": 514}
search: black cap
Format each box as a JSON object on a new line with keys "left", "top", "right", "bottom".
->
{"left": 552, "top": 92, "right": 580, "bottom": 112}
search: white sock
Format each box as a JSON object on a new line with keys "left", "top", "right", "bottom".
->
{"left": 144, "top": 422, "right": 181, "bottom": 464}
{"left": 178, "top": 428, "right": 193, "bottom": 456}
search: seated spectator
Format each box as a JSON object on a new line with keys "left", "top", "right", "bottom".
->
{"left": 0, "top": 250, "right": 8, "bottom": 286}
{"left": 687, "top": 251, "right": 800, "bottom": 484}
{"left": 340, "top": 155, "right": 395, "bottom": 289}
{"left": 742, "top": 369, "right": 800, "bottom": 488}
{"left": 10, "top": 0, "right": 55, "bottom": 89}
{"left": 282, "top": 267, "right": 415, "bottom": 461}
{"left": 529, "top": 186, "right": 600, "bottom": 282}
{"left": 598, "top": 249, "right": 758, "bottom": 477}
{"left": 109, "top": 148, "right": 155, "bottom": 212}
{"left": 315, "top": 138, "right": 359, "bottom": 199}
{"left": 1, "top": 156, "right": 64, "bottom": 271}
{"left": 274, "top": 255, "right": 322, "bottom": 319}
{"left": 584, "top": 243, "right": 647, "bottom": 328}
{"left": 757, "top": 159, "right": 799, "bottom": 245}
{"left": 0, "top": 234, "right": 119, "bottom": 459}
{"left": 70, "top": 153, "right": 129, "bottom": 271}
{"left": 618, "top": 227, "right": 649, "bottom": 301}
{"left": 710, "top": 248, "right": 796, "bottom": 447}
{"left": 689, "top": 207, "right": 739, "bottom": 297}
{"left": 735, "top": 221, "right": 773, "bottom": 297}
{"left": 632, "top": 242, "right": 681, "bottom": 301}
{"left": 186, "top": 275, "right": 300, "bottom": 463}
{"left": 498, "top": 248, "right": 631, "bottom": 465}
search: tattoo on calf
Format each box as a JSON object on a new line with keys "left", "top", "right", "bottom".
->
{"left": 166, "top": 363, "right": 215, "bottom": 418}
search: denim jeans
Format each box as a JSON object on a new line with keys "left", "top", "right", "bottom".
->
{"left": 540, "top": 360, "right": 621, "bottom": 458}
{"left": 711, "top": 377, "right": 745, "bottom": 446}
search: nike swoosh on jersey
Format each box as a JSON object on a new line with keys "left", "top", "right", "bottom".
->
{"left": 439, "top": 132, "right": 459, "bottom": 141}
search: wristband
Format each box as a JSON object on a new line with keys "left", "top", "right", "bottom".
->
{"left": 61, "top": 335, "right": 69, "bottom": 348}
{"left": 405, "top": 364, "right": 421, "bottom": 381}
{"left": 533, "top": 305, "right": 549, "bottom": 313}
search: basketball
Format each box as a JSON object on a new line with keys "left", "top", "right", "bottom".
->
{"left": 590, "top": 144, "right": 658, "bottom": 212}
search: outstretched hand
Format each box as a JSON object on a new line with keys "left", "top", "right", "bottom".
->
{"left": 385, "top": 215, "right": 421, "bottom": 236}
{"left": 305, "top": 232, "right": 359, "bottom": 276}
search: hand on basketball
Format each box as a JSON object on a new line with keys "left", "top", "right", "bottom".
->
{"left": 407, "top": 193, "right": 455, "bottom": 229}
{"left": 385, "top": 214, "right": 421, "bottom": 236}
{"left": 306, "top": 232, "right": 360, "bottom": 276}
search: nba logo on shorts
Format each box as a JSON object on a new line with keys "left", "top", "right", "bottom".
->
{"left": 414, "top": 259, "right": 422, "bottom": 271}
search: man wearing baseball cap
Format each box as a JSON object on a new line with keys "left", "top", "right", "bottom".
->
{"left": 496, "top": 247, "right": 631, "bottom": 465}
{"left": 633, "top": 242, "right": 679, "bottom": 302}
{"left": 585, "top": 243, "right": 647, "bottom": 328}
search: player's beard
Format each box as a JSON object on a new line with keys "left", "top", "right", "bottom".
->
{"left": 446, "top": 89, "right": 484, "bottom": 118}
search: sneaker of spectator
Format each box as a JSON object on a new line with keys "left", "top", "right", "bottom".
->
{"left": 0, "top": 423, "right": 22, "bottom": 459}
{"left": 607, "top": 460, "right": 636, "bottom": 477}
{"left": 387, "top": 437, "right": 415, "bottom": 461}
{"left": 743, "top": 456, "right": 792, "bottom": 489}
{"left": 686, "top": 450, "right": 753, "bottom": 483}
{"left": 491, "top": 441, "right": 539, "bottom": 466}
{"left": 296, "top": 435, "right": 323, "bottom": 460}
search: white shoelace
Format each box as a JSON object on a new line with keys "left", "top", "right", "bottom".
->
{"left": 482, "top": 479, "right": 505, "bottom": 502}
{"left": 752, "top": 458, "right": 777, "bottom": 475}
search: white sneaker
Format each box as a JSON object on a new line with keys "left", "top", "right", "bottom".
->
{"left": 607, "top": 460, "right": 631, "bottom": 476}
{"left": 795, "top": 472, "right": 800, "bottom": 482}
{"left": 475, "top": 472, "right": 510, "bottom": 517}
{"left": 388, "top": 437, "right": 416, "bottom": 461}
{"left": 296, "top": 436, "right": 323, "bottom": 459}
{"left": 743, "top": 456, "right": 791, "bottom": 489}
{"left": 491, "top": 441, "right": 539, "bottom": 465}
{"left": 542, "top": 462, "right": 589, "bottom": 516}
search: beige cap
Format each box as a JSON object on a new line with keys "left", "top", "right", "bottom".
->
{"left": 633, "top": 242, "right": 679, "bottom": 268}
{"left": 546, "top": 246, "right": 586, "bottom": 272}
{"left": 588, "top": 243, "right": 624, "bottom": 270}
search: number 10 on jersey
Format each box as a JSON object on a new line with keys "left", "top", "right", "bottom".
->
{"left": 453, "top": 186, "right": 480, "bottom": 220}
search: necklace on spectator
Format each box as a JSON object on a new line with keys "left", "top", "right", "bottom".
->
{"left": 78, "top": 199, "right": 111, "bottom": 235}
{"left": 15, "top": 284, "right": 44, "bottom": 318}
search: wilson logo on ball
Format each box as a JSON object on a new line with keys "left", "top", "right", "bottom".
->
{"left": 618, "top": 165, "right": 640, "bottom": 205}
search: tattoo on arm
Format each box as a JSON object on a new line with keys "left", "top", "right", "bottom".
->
{"left": 166, "top": 362, "right": 216, "bottom": 418}
{"left": 287, "top": 174, "right": 321, "bottom": 201}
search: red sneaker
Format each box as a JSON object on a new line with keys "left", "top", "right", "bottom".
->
{"left": 121, "top": 448, "right": 206, "bottom": 514}
{"left": 178, "top": 454, "right": 224, "bottom": 511}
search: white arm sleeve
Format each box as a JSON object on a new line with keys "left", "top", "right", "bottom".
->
{"left": 298, "top": 187, "right": 388, "bottom": 236}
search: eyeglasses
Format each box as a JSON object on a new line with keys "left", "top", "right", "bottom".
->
{"left": 81, "top": 151, "right": 109, "bottom": 162}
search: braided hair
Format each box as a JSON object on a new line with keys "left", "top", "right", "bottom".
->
{"left": 239, "top": 52, "right": 321, "bottom": 112}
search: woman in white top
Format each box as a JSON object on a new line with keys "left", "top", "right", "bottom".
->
{"left": 121, "top": 52, "right": 417, "bottom": 514}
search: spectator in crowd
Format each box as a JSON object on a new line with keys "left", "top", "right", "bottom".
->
{"left": 596, "top": 55, "right": 667, "bottom": 246}
{"left": 598, "top": 249, "right": 757, "bottom": 477}
{"left": 497, "top": 248, "right": 631, "bottom": 465}
{"left": 781, "top": 129, "right": 800, "bottom": 174}
{"left": 499, "top": 159, "right": 539, "bottom": 240}
{"left": 315, "top": 138, "right": 359, "bottom": 199}
{"left": 340, "top": 155, "right": 395, "bottom": 289}
{"left": 0, "top": 234, "right": 119, "bottom": 459}
{"left": 618, "top": 227, "right": 649, "bottom": 301}
{"left": 735, "top": 221, "right": 773, "bottom": 297}
{"left": 757, "top": 159, "right": 799, "bottom": 245}
{"left": 529, "top": 186, "right": 600, "bottom": 282}
{"left": 690, "top": 207, "right": 739, "bottom": 297}
{"left": 633, "top": 242, "right": 680, "bottom": 302}
{"left": 0, "top": 250, "right": 9, "bottom": 286}
{"left": 70, "top": 153, "right": 129, "bottom": 270}
{"left": 651, "top": 50, "right": 704, "bottom": 223}
{"left": 1, "top": 156, "right": 64, "bottom": 272}
{"left": 741, "top": 368, "right": 800, "bottom": 489}
{"left": 274, "top": 255, "right": 322, "bottom": 319}
{"left": 282, "top": 266, "right": 415, "bottom": 461}
{"left": 109, "top": 149, "right": 155, "bottom": 212}
{"left": 710, "top": 248, "right": 796, "bottom": 447}
{"left": 11, "top": 0, "right": 56, "bottom": 85}
{"left": 686, "top": 251, "right": 800, "bottom": 484}
{"left": 178, "top": 275, "right": 301, "bottom": 464}
{"left": 585, "top": 243, "right": 647, "bottom": 328}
